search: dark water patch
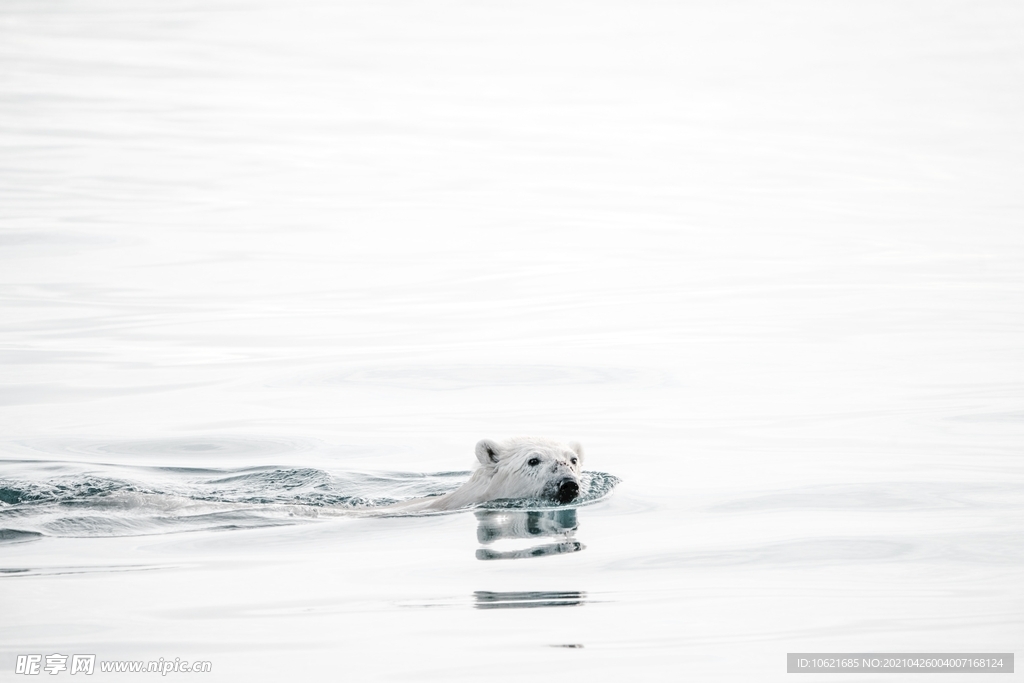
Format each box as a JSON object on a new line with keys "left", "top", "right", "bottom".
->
{"left": 474, "top": 591, "right": 587, "bottom": 609}
{"left": 476, "top": 541, "right": 585, "bottom": 561}
{"left": 0, "top": 564, "right": 170, "bottom": 578}
{"left": 1, "top": 477, "right": 146, "bottom": 506}
{"left": 0, "top": 528, "right": 44, "bottom": 544}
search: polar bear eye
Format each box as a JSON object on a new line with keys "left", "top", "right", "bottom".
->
{"left": 571, "top": 457, "right": 578, "bottom": 465}
{"left": 528, "top": 457, "right": 540, "bottom": 467}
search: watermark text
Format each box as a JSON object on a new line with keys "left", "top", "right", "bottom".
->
{"left": 15, "top": 655, "right": 211, "bottom": 676}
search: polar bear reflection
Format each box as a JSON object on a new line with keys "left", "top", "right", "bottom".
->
{"left": 474, "top": 509, "right": 584, "bottom": 560}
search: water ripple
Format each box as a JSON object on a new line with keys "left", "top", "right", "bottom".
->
{"left": 709, "top": 482, "right": 1024, "bottom": 512}
{"left": 21, "top": 436, "right": 316, "bottom": 459}
{"left": 610, "top": 534, "right": 1024, "bottom": 570}
{"left": 278, "top": 364, "right": 663, "bottom": 390}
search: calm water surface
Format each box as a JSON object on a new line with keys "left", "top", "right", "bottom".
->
{"left": 1, "top": 0, "right": 1022, "bottom": 680}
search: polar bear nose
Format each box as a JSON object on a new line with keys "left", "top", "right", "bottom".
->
{"left": 555, "top": 480, "right": 579, "bottom": 504}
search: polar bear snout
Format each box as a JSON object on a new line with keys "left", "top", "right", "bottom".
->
{"left": 555, "top": 479, "right": 579, "bottom": 504}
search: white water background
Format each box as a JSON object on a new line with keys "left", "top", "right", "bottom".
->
{"left": 1, "top": 0, "right": 1022, "bottom": 680}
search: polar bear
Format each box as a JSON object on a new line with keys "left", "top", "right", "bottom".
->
{"left": 399, "top": 437, "right": 584, "bottom": 512}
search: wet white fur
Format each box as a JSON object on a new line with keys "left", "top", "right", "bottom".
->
{"left": 401, "top": 437, "right": 584, "bottom": 511}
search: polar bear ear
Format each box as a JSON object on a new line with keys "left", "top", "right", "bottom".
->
{"left": 569, "top": 441, "right": 584, "bottom": 464}
{"left": 475, "top": 439, "right": 502, "bottom": 465}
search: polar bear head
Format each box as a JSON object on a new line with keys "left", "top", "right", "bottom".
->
{"left": 474, "top": 437, "right": 584, "bottom": 504}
